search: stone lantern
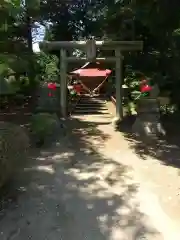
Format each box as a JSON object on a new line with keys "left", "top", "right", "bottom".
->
{"left": 36, "top": 82, "right": 60, "bottom": 113}
{"left": 132, "top": 84, "right": 166, "bottom": 139}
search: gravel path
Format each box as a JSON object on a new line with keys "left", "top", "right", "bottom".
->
{"left": 0, "top": 108, "right": 180, "bottom": 240}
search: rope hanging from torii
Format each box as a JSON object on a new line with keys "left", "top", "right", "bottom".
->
{"left": 92, "top": 76, "right": 109, "bottom": 94}
{"left": 70, "top": 63, "right": 111, "bottom": 96}
{"left": 71, "top": 74, "right": 110, "bottom": 96}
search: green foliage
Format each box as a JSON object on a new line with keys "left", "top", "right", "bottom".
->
{"left": 26, "top": 0, "right": 40, "bottom": 11}
{"left": 0, "top": 0, "right": 41, "bottom": 96}
{"left": 36, "top": 53, "right": 59, "bottom": 82}
{"left": 1, "top": 0, "right": 21, "bottom": 18}
{"left": 1, "top": 0, "right": 180, "bottom": 112}
{"left": 124, "top": 67, "right": 143, "bottom": 100}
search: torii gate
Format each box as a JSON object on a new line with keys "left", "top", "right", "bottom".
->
{"left": 39, "top": 39, "right": 143, "bottom": 123}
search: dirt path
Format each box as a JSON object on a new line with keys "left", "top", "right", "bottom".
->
{"left": 0, "top": 107, "right": 180, "bottom": 239}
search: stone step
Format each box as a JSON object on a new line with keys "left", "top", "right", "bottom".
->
{"left": 70, "top": 95, "right": 109, "bottom": 115}
{"left": 73, "top": 109, "right": 109, "bottom": 115}
{"left": 74, "top": 108, "right": 107, "bottom": 112}
{"left": 79, "top": 101, "right": 105, "bottom": 105}
{"left": 77, "top": 103, "right": 106, "bottom": 107}
{"left": 74, "top": 106, "right": 108, "bottom": 112}
{"left": 79, "top": 103, "right": 105, "bottom": 107}
{"left": 79, "top": 100, "right": 105, "bottom": 104}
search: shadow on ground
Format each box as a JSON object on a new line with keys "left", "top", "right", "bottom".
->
{"left": 0, "top": 116, "right": 160, "bottom": 239}
{"left": 118, "top": 113, "right": 180, "bottom": 170}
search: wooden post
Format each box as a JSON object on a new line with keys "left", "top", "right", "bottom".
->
{"left": 60, "top": 49, "right": 67, "bottom": 117}
{"left": 115, "top": 48, "right": 123, "bottom": 121}
{"left": 86, "top": 39, "right": 96, "bottom": 61}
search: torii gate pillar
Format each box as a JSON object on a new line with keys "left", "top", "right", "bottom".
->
{"left": 60, "top": 49, "right": 67, "bottom": 117}
{"left": 115, "top": 49, "right": 123, "bottom": 122}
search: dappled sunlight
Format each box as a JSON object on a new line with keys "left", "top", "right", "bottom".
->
{"left": 0, "top": 116, "right": 161, "bottom": 239}
{"left": 118, "top": 114, "right": 180, "bottom": 169}
{"left": 35, "top": 165, "right": 55, "bottom": 174}
{"left": 124, "top": 132, "right": 180, "bottom": 169}
{"left": 53, "top": 164, "right": 156, "bottom": 240}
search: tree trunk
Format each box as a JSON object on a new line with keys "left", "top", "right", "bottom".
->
{"left": 26, "top": 12, "right": 35, "bottom": 88}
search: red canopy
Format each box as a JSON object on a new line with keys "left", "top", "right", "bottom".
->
{"left": 70, "top": 62, "right": 111, "bottom": 92}
{"left": 71, "top": 68, "right": 111, "bottom": 77}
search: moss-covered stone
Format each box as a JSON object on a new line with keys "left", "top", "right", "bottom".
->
{"left": 0, "top": 122, "right": 29, "bottom": 188}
